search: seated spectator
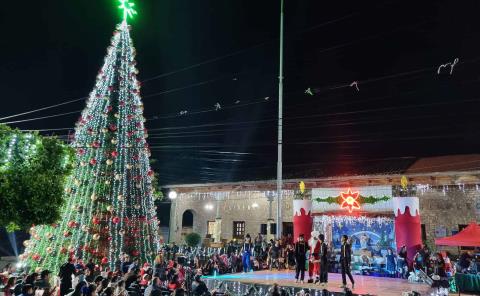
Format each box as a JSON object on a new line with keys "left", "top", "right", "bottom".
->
{"left": 81, "top": 284, "right": 97, "bottom": 296}
{"left": 168, "top": 275, "right": 180, "bottom": 291}
{"left": 19, "top": 284, "right": 34, "bottom": 296}
{"left": 113, "top": 280, "right": 127, "bottom": 296}
{"left": 4, "top": 277, "right": 16, "bottom": 296}
{"left": 191, "top": 275, "right": 208, "bottom": 296}
{"left": 34, "top": 270, "right": 51, "bottom": 289}
{"left": 66, "top": 281, "right": 87, "bottom": 296}
{"left": 458, "top": 251, "right": 473, "bottom": 273}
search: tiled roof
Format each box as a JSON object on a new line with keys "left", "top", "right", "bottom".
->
{"left": 406, "top": 154, "right": 480, "bottom": 173}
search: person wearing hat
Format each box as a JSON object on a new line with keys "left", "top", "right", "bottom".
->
{"left": 308, "top": 231, "right": 320, "bottom": 284}
{"left": 294, "top": 234, "right": 307, "bottom": 283}
{"left": 318, "top": 234, "right": 329, "bottom": 287}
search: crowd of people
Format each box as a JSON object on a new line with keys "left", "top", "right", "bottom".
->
{"left": 1, "top": 233, "right": 478, "bottom": 296}
{"left": 0, "top": 253, "right": 209, "bottom": 296}
{"left": 0, "top": 232, "right": 357, "bottom": 296}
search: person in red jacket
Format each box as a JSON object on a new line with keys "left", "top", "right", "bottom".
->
{"left": 308, "top": 231, "right": 320, "bottom": 284}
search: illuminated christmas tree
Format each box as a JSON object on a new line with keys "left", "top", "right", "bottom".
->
{"left": 21, "top": 0, "right": 160, "bottom": 272}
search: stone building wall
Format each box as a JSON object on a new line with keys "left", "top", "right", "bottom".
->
{"left": 169, "top": 187, "right": 480, "bottom": 248}
{"left": 169, "top": 192, "right": 294, "bottom": 244}
{"left": 417, "top": 187, "right": 480, "bottom": 249}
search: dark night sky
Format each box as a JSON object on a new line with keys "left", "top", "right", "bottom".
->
{"left": 1, "top": 0, "right": 480, "bottom": 186}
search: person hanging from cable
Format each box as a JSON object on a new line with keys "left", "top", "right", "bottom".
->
{"left": 242, "top": 234, "right": 253, "bottom": 273}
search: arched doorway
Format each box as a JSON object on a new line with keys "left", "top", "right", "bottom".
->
{"left": 181, "top": 210, "right": 195, "bottom": 237}
{"left": 182, "top": 210, "right": 194, "bottom": 227}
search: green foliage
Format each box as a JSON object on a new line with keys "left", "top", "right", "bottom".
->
{"left": 184, "top": 232, "right": 201, "bottom": 247}
{"left": 0, "top": 125, "right": 74, "bottom": 231}
{"left": 293, "top": 189, "right": 311, "bottom": 200}
{"left": 359, "top": 195, "right": 390, "bottom": 204}
{"left": 314, "top": 196, "right": 341, "bottom": 204}
{"left": 314, "top": 195, "right": 391, "bottom": 205}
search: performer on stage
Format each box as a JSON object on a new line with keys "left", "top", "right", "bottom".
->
{"left": 308, "top": 231, "right": 320, "bottom": 284}
{"left": 294, "top": 234, "right": 307, "bottom": 283}
{"left": 340, "top": 235, "right": 355, "bottom": 289}
{"left": 318, "top": 234, "right": 328, "bottom": 287}
{"left": 242, "top": 234, "right": 253, "bottom": 273}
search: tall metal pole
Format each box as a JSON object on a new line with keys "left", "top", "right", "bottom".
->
{"left": 276, "top": 0, "right": 284, "bottom": 239}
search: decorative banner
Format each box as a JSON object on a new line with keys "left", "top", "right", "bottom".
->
{"left": 313, "top": 186, "right": 393, "bottom": 213}
{"left": 339, "top": 189, "right": 361, "bottom": 213}
{"left": 476, "top": 195, "right": 480, "bottom": 217}
{"left": 331, "top": 217, "right": 396, "bottom": 255}
{"left": 434, "top": 226, "right": 447, "bottom": 238}
{"left": 313, "top": 215, "right": 395, "bottom": 257}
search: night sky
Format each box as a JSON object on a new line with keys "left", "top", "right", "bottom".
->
{"left": 1, "top": 0, "right": 480, "bottom": 186}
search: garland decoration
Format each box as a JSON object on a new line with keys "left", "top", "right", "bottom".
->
{"left": 314, "top": 194, "right": 390, "bottom": 205}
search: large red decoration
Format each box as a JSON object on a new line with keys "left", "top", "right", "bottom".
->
{"left": 340, "top": 188, "right": 361, "bottom": 213}
{"left": 393, "top": 197, "right": 422, "bottom": 267}
{"left": 293, "top": 200, "right": 313, "bottom": 242}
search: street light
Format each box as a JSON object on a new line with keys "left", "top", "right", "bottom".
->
{"left": 168, "top": 190, "right": 177, "bottom": 199}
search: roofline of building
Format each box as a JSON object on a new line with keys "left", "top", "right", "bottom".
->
{"left": 163, "top": 170, "right": 480, "bottom": 192}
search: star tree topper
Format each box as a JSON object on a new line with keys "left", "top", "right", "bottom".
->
{"left": 340, "top": 188, "right": 361, "bottom": 213}
{"left": 119, "top": 0, "right": 137, "bottom": 22}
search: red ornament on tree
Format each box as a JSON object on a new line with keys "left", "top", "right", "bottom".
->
{"left": 111, "top": 151, "right": 119, "bottom": 158}
{"left": 63, "top": 231, "right": 72, "bottom": 237}
{"left": 92, "top": 216, "right": 101, "bottom": 225}
{"left": 101, "top": 257, "right": 109, "bottom": 265}
{"left": 112, "top": 216, "right": 120, "bottom": 224}
{"left": 92, "top": 141, "right": 100, "bottom": 148}
{"left": 32, "top": 254, "right": 41, "bottom": 261}
{"left": 67, "top": 221, "right": 77, "bottom": 228}
{"left": 90, "top": 158, "right": 97, "bottom": 165}
{"left": 132, "top": 250, "right": 140, "bottom": 257}
{"left": 109, "top": 124, "right": 117, "bottom": 132}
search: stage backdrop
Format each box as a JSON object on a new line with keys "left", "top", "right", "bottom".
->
{"left": 314, "top": 215, "right": 396, "bottom": 256}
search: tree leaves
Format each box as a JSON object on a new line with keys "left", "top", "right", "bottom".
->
{"left": 0, "top": 125, "right": 74, "bottom": 231}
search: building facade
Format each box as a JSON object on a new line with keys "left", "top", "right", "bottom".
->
{"left": 166, "top": 155, "right": 480, "bottom": 250}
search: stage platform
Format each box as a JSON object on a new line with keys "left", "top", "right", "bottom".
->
{"left": 204, "top": 270, "right": 431, "bottom": 296}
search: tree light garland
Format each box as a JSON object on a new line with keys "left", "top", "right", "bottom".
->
{"left": 21, "top": 20, "right": 159, "bottom": 272}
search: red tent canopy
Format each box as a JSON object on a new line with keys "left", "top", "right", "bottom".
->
{"left": 435, "top": 222, "right": 480, "bottom": 247}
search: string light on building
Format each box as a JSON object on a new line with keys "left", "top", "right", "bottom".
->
{"left": 204, "top": 204, "right": 214, "bottom": 210}
{"left": 168, "top": 190, "right": 178, "bottom": 200}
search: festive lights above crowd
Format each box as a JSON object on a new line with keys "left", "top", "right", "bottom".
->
{"left": 20, "top": 18, "right": 160, "bottom": 273}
